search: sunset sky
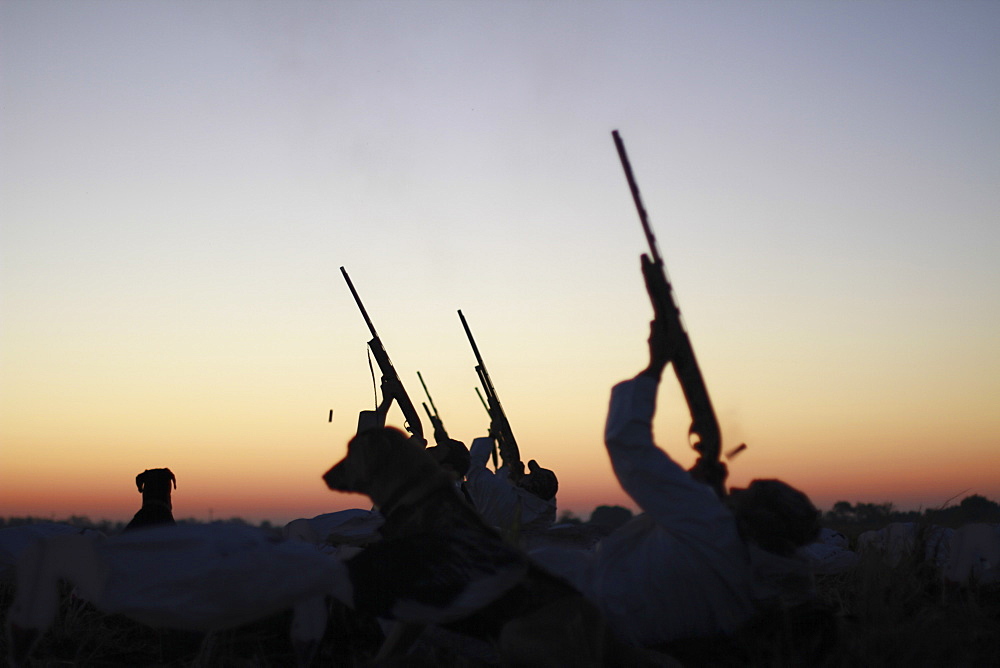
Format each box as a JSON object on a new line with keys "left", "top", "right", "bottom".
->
{"left": 3, "top": 1, "right": 998, "bottom": 526}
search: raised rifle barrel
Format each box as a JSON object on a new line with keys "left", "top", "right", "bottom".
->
{"left": 341, "top": 266, "right": 378, "bottom": 338}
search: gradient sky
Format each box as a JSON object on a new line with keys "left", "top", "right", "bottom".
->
{"left": 3, "top": 1, "right": 998, "bottom": 525}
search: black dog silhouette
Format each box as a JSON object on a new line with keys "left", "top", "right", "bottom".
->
{"left": 124, "top": 468, "right": 176, "bottom": 531}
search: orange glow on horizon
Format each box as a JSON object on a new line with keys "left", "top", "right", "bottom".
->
{"left": 5, "top": 444, "right": 999, "bottom": 527}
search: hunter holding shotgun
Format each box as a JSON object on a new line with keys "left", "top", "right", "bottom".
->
{"left": 418, "top": 370, "right": 474, "bottom": 499}
{"left": 458, "top": 310, "right": 558, "bottom": 536}
{"left": 531, "top": 132, "right": 822, "bottom": 648}
{"left": 341, "top": 266, "right": 425, "bottom": 446}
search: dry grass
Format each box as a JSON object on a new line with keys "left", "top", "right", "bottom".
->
{"left": 2, "top": 534, "right": 998, "bottom": 667}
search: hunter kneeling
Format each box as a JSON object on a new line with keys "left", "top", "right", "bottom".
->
{"left": 544, "top": 314, "right": 820, "bottom": 648}
{"left": 464, "top": 436, "right": 558, "bottom": 537}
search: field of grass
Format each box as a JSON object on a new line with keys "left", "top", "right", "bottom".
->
{"left": 2, "top": 524, "right": 998, "bottom": 667}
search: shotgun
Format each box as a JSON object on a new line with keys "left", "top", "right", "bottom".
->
{"left": 458, "top": 310, "right": 519, "bottom": 469}
{"left": 417, "top": 370, "right": 450, "bottom": 445}
{"left": 341, "top": 266, "right": 424, "bottom": 444}
{"left": 612, "top": 130, "right": 726, "bottom": 497}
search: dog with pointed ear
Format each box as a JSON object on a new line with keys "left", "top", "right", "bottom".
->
{"left": 124, "top": 468, "right": 177, "bottom": 532}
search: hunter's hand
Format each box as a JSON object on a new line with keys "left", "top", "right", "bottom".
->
{"left": 432, "top": 420, "right": 448, "bottom": 445}
{"left": 642, "top": 318, "right": 672, "bottom": 379}
{"left": 497, "top": 432, "right": 519, "bottom": 470}
{"left": 689, "top": 456, "right": 728, "bottom": 496}
{"left": 641, "top": 254, "right": 668, "bottom": 320}
{"left": 376, "top": 378, "right": 396, "bottom": 418}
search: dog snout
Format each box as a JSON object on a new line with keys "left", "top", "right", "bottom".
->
{"left": 323, "top": 462, "right": 353, "bottom": 491}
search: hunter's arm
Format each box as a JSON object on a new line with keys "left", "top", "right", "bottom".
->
{"left": 605, "top": 376, "right": 727, "bottom": 536}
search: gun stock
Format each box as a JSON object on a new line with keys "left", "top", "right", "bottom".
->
{"left": 341, "top": 266, "right": 424, "bottom": 443}
{"left": 611, "top": 131, "right": 725, "bottom": 496}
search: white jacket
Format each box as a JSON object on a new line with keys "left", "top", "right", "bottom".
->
{"left": 587, "top": 374, "right": 757, "bottom": 646}
{"left": 464, "top": 437, "right": 556, "bottom": 535}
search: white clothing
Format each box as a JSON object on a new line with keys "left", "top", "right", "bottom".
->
{"left": 464, "top": 437, "right": 556, "bottom": 535}
{"left": 944, "top": 522, "right": 1000, "bottom": 585}
{"left": 798, "top": 528, "right": 859, "bottom": 575}
{"left": 10, "top": 523, "right": 346, "bottom": 638}
{"left": 0, "top": 523, "right": 92, "bottom": 581}
{"left": 283, "top": 509, "right": 384, "bottom": 548}
{"left": 857, "top": 522, "right": 954, "bottom": 568}
{"left": 586, "top": 374, "right": 757, "bottom": 646}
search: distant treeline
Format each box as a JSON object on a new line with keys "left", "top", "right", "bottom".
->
{"left": 822, "top": 494, "right": 1000, "bottom": 533}
{"left": 5, "top": 495, "right": 998, "bottom": 536}
{"left": 563, "top": 496, "right": 1000, "bottom": 531}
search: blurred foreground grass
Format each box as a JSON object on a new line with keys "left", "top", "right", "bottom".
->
{"left": 1, "top": 534, "right": 998, "bottom": 667}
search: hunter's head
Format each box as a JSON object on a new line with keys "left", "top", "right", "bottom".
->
{"left": 727, "top": 479, "right": 820, "bottom": 556}
{"left": 515, "top": 459, "right": 558, "bottom": 502}
{"left": 427, "top": 439, "right": 471, "bottom": 480}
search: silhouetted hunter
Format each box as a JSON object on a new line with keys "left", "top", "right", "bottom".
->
{"left": 459, "top": 309, "right": 559, "bottom": 536}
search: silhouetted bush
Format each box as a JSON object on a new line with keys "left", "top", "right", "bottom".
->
{"left": 588, "top": 505, "right": 634, "bottom": 533}
{"left": 823, "top": 495, "right": 999, "bottom": 533}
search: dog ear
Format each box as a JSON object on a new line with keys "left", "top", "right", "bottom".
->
{"left": 135, "top": 471, "right": 146, "bottom": 493}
